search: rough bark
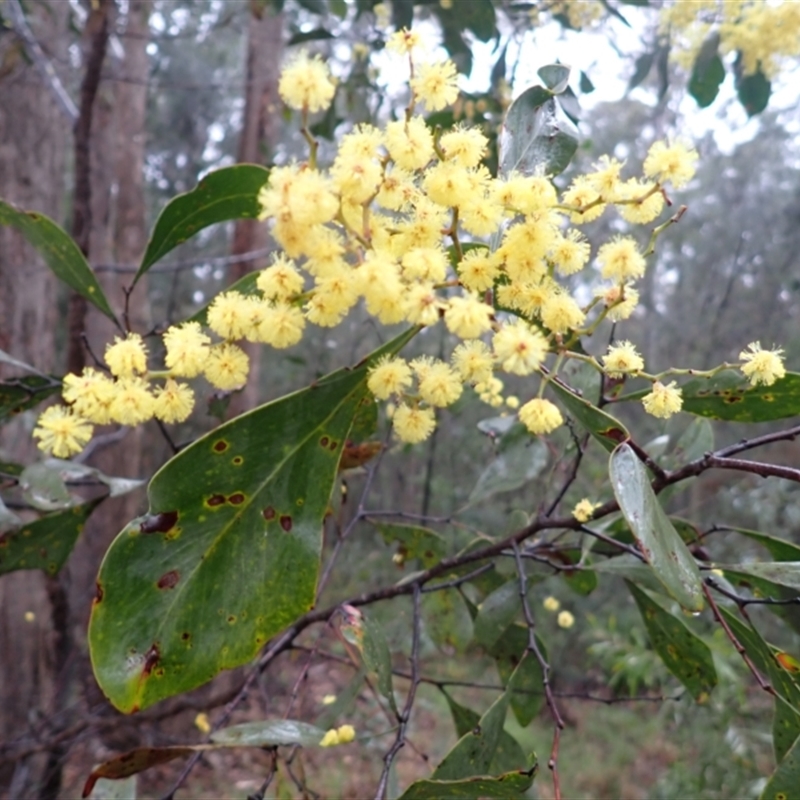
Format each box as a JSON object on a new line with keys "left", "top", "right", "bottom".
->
{"left": 0, "top": 2, "right": 69, "bottom": 794}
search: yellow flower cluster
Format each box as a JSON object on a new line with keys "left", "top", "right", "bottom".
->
{"left": 37, "top": 34, "right": 710, "bottom": 458}
{"left": 319, "top": 724, "right": 356, "bottom": 747}
{"left": 661, "top": 0, "right": 800, "bottom": 79}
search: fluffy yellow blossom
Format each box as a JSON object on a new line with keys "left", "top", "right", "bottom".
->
{"left": 492, "top": 174, "right": 557, "bottom": 215}
{"left": 493, "top": 321, "right": 548, "bottom": 376}
{"left": 33, "top": 406, "right": 93, "bottom": 458}
{"left": 401, "top": 247, "right": 448, "bottom": 283}
{"left": 387, "top": 28, "right": 424, "bottom": 54}
{"left": 257, "top": 255, "right": 305, "bottom": 300}
{"left": 451, "top": 340, "right": 494, "bottom": 384}
{"left": 331, "top": 145, "right": 383, "bottom": 204}
{"left": 643, "top": 140, "right": 698, "bottom": 189}
{"left": 376, "top": 166, "right": 419, "bottom": 211}
{"left": 305, "top": 227, "right": 347, "bottom": 277}
{"left": 62, "top": 368, "right": 117, "bottom": 424}
{"left": 404, "top": 283, "right": 442, "bottom": 326}
{"left": 616, "top": 179, "right": 665, "bottom": 224}
{"left": 105, "top": 333, "right": 148, "bottom": 378}
{"left": 259, "top": 303, "right": 306, "bottom": 348}
{"left": 444, "top": 295, "right": 493, "bottom": 339}
{"left": 393, "top": 403, "right": 436, "bottom": 443}
{"left": 563, "top": 176, "right": 605, "bottom": 223}
{"left": 599, "top": 284, "right": 639, "bottom": 322}
{"left": 394, "top": 196, "right": 449, "bottom": 251}
{"left": 519, "top": 398, "right": 563, "bottom": 435}
{"left": 319, "top": 729, "right": 340, "bottom": 747}
{"left": 502, "top": 218, "right": 558, "bottom": 267}
{"left": 440, "top": 125, "right": 488, "bottom": 167}
{"left": 586, "top": 155, "right": 625, "bottom": 200}
{"left": 422, "top": 161, "right": 472, "bottom": 208}
{"left": 596, "top": 236, "right": 646, "bottom": 283}
{"left": 411, "top": 59, "right": 459, "bottom": 111}
{"left": 417, "top": 360, "right": 463, "bottom": 407}
{"left": 206, "top": 291, "right": 251, "bottom": 341}
{"left": 384, "top": 117, "right": 435, "bottom": 171}
{"left": 572, "top": 498, "right": 600, "bottom": 523}
{"left": 541, "top": 292, "right": 585, "bottom": 335}
{"left": 603, "top": 341, "right": 644, "bottom": 378}
{"left": 460, "top": 197, "right": 505, "bottom": 237}
{"left": 505, "top": 395, "right": 519, "bottom": 410}
{"left": 476, "top": 376, "right": 504, "bottom": 407}
{"left": 336, "top": 724, "right": 356, "bottom": 744}
{"left": 458, "top": 248, "right": 501, "bottom": 292}
{"left": 642, "top": 381, "right": 683, "bottom": 419}
{"left": 558, "top": 610, "right": 575, "bottom": 629}
{"left": 550, "top": 230, "right": 590, "bottom": 276}
{"left": 163, "top": 322, "right": 211, "bottom": 378}
{"left": 204, "top": 343, "right": 250, "bottom": 391}
{"left": 259, "top": 166, "right": 339, "bottom": 229}
{"left": 110, "top": 377, "right": 156, "bottom": 425}
{"left": 739, "top": 342, "right": 786, "bottom": 386}
{"left": 368, "top": 356, "right": 413, "bottom": 400}
{"left": 278, "top": 51, "right": 336, "bottom": 113}
{"left": 154, "top": 379, "right": 194, "bottom": 423}
{"left": 543, "top": 596, "right": 561, "bottom": 612}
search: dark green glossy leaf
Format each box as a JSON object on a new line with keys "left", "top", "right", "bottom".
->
{"left": 537, "top": 64, "right": 570, "bottom": 94}
{"left": 591, "top": 554, "right": 667, "bottom": 595}
{"left": 761, "top": 731, "right": 800, "bottom": 800}
{"left": 422, "top": 589, "right": 473, "bottom": 653}
{"left": 0, "top": 500, "right": 100, "bottom": 576}
{"left": 136, "top": 165, "right": 270, "bottom": 283}
{"left": 489, "top": 624, "right": 546, "bottom": 726}
{"left": 716, "top": 562, "right": 800, "bottom": 593}
{"left": 689, "top": 34, "right": 725, "bottom": 108}
{"left": 773, "top": 696, "right": 800, "bottom": 765}
{"left": 0, "top": 375, "right": 61, "bottom": 422}
{"left": 474, "top": 579, "right": 521, "bottom": 649}
{"left": 463, "top": 0, "right": 497, "bottom": 42}
{"left": 398, "top": 767, "right": 536, "bottom": 800}
{"left": 667, "top": 418, "right": 714, "bottom": 468}
{"left": 469, "top": 423, "right": 548, "bottom": 505}
{"left": 296, "top": 0, "right": 325, "bottom": 13}
{"left": 731, "top": 528, "right": 800, "bottom": 562}
{"left": 579, "top": 70, "right": 595, "bottom": 93}
{"left": 376, "top": 521, "right": 447, "bottom": 568}
{"left": 0, "top": 201, "right": 117, "bottom": 322}
{"left": 628, "top": 51, "right": 654, "bottom": 91}
{"left": 329, "top": 0, "right": 347, "bottom": 18}
{"left": 609, "top": 444, "right": 704, "bottom": 612}
{"left": 362, "top": 611, "right": 398, "bottom": 714}
{"left": 627, "top": 582, "right": 717, "bottom": 702}
{"left": 720, "top": 567, "right": 800, "bottom": 636}
{"left": 88, "top": 329, "right": 416, "bottom": 712}
{"left": 499, "top": 85, "right": 578, "bottom": 178}
{"left": 549, "top": 379, "right": 629, "bottom": 452}
{"left": 736, "top": 62, "right": 771, "bottom": 117}
{"left": 211, "top": 719, "right": 325, "bottom": 747}
{"left": 287, "top": 27, "right": 334, "bottom": 45}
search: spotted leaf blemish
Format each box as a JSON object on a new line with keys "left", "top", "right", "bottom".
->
{"left": 140, "top": 511, "right": 179, "bottom": 534}
{"left": 328, "top": 440, "right": 338, "bottom": 451}
{"left": 232, "top": 456, "right": 244, "bottom": 465}
{"left": 207, "top": 494, "right": 226, "bottom": 507}
{"left": 157, "top": 570, "right": 180, "bottom": 590}
{"left": 320, "top": 436, "right": 330, "bottom": 448}
{"left": 94, "top": 581, "right": 104, "bottom": 604}
{"left": 262, "top": 506, "right": 276, "bottom": 520}
{"left": 280, "top": 515, "right": 293, "bottom": 531}
{"left": 141, "top": 644, "right": 160, "bottom": 678}
{"left": 213, "top": 440, "right": 229, "bottom": 453}
{"left": 228, "top": 492, "right": 245, "bottom": 505}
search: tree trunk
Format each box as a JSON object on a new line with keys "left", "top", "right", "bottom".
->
{"left": 0, "top": 3, "right": 69, "bottom": 794}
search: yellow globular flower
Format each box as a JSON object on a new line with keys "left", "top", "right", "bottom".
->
{"left": 492, "top": 174, "right": 557, "bottom": 215}
{"left": 586, "top": 155, "right": 625, "bottom": 200}
{"left": 377, "top": 166, "right": 419, "bottom": 211}
{"left": 153, "top": 379, "right": 195, "bottom": 424}
{"left": 506, "top": 395, "right": 519, "bottom": 410}
{"left": 194, "top": 713, "right": 211, "bottom": 734}
{"left": 163, "top": 322, "right": 211, "bottom": 378}
{"left": 403, "top": 283, "right": 442, "bottom": 326}
{"left": 616, "top": 179, "right": 664, "bottom": 225}
{"left": 336, "top": 724, "right": 356, "bottom": 744}
{"left": 558, "top": 610, "right": 575, "bottom": 629}
{"left": 603, "top": 341, "right": 644, "bottom": 378}
{"left": 562, "top": 176, "right": 605, "bottom": 223}
{"left": 416, "top": 360, "right": 463, "bottom": 407}
{"left": 439, "top": 125, "right": 488, "bottom": 167}
{"left": 543, "top": 596, "right": 561, "bottom": 612}
{"left": 33, "top": 406, "right": 93, "bottom": 458}
{"left": 458, "top": 248, "right": 501, "bottom": 293}
{"left": 105, "top": 333, "right": 148, "bottom": 378}
{"left": 259, "top": 166, "right": 339, "bottom": 228}
{"left": 739, "top": 342, "right": 786, "bottom": 387}
{"left": 643, "top": 140, "right": 698, "bottom": 189}
{"left": 384, "top": 117, "right": 435, "bottom": 171}
{"left": 451, "top": 340, "right": 494, "bottom": 384}
{"left": 444, "top": 295, "right": 493, "bottom": 339}
{"left": 387, "top": 28, "right": 424, "bottom": 54}
{"left": 410, "top": 59, "right": 459, "bottom": 111}
{"left": 367, "top": 356, "right": 413, "bottom": 400}
{"left": 331, "top": 130, "right": 384, "bottom": 204}
{"left": 257, "top": 255, "right": 305, "bottom": 301}
{"left": 110, "top": 377, "right": 156, "bottom": 425}
{"left": 278, "top": 51, "right": 336, "bottom": 113}
{"left": 322, "top": 694, "right": 336, "bottom": 705}
{"left": 206, "top": 291, "right": 252, "bottom": 341}
{"left": 319, "top": 729, "right": 340, "bottom": 747}
{"left": 596, "top": 236, "right": 646, "bottom": 283}
{"left": 476, "top": 376, "right": 504, "bottom": 407}
{"left": 572, "top": 498, "right": 600, "bottom": 523}
{"left": 422, "top": 161, "right": 472, "bottom": 208}
{"left": 61, "top": 368, "right": 117, "bottom": 424}
{"left": 540, "top": 292, "right": 585, "bottom": 335}
{"left": 460, "top": 197, "right": 505, "bottom": 237}
{"left": 642, "top": 381, "right": 683, "bottom": 419}
{"left": 550, "top": 230, "right": 590, "bottom": 276}
{"left": 204, "top": 343, "right": 250, "bottom": 391}
{"left": 393, "top": 403, "right": 436, "bottom": 444}
{"left": 401, "top": 247, "right": 449, "bottom": 283}
{"left": 519, "top": 397, "right": 563, "bottom": 435}
{"left": 599, "top": 283, "right": 639, "bottom": 322}
{"left": 492, "top": 321, "right": 548, "bottom": 376}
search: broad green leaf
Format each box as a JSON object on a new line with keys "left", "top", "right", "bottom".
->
{"left": 721, "top": 567, "right": 800, "bottom": 636}
{"left": 773, "top": 696, "right": 800, "bottom": 765}
{"left": 0, "top": 497, "right": 22, "bottom": 534}
{"left": 590, "top": 554, "right": 669, "bottom": 595}
{"left": 397, "top": 767, "right": 537, "bottom": 800}
{"left": 666, "top": 418, "right": 714, "bottom": 468}
{"left": 0, "top": 500, "right": 101, "bottom": 576}
{"left": 376, "top": 521, "right": 447, "bottom": 568}
{"left": 499, "top": 84, "right": 578, "bottom": 178}
{"left": 88, "top": 329, "right": 416, "bottom": 712}
{"left": 442, "top": 691, "right": 527, "bottom": 774}
{"left": 731, "top": 528, "right": 800, "bottom": 562}
{"left": 362, "top": 611, "right": 398, "bottom": 714}
{"left": 0, "top": 201, "right": 117, "bottom": 322}
{"left": 628, "top": 51, "right": 654, "bottom": 91}
{"left": 211, "top": 719, "right": 325, "bottom": 747}
{"left": 609, "top": 443, "right": 704, "bottom": 612}
{"left": 136, "top": 165, "right": 270, "bottom": 283}
{"left": 761, "top": 732, "right": 800, "bottom": 800}
{"left": 537, "top": 64, "right": 570, "bottom": 94}
{"left": 627, "top": 582, "right": 717, "bottom": 702}
{"left": 0, "top": 375, "right": 62, "bottom": 422}
{"left": 287, "top": 27, "right": 334, "bottom": 45}
{"left": 689, "top": 34, "right": 725, "bottom": 108}
{"left": 422, "top": 589, "right": 473, "bottom": 653}
{"left": 474, "top": 579, "right": 521, "bottom": 650}
{"left": 468, "top": 424, "right": 548, "bottom": 505}
{"left": 679, "top": 370, "right": 800, "bottom": 422}
{"left": 716, "top": 562, "right": 800, "bottom": 593}
{"left": 549, "top": 379, "right": 629, "bottom": 452}
{"left": 489, "top": 624, "right": 546, "bottom": 726}
{"left": 579, "top": 70, "right": 595, "bottom": 93}
{"left": 20, "top": 461, "right": 73, "bottom": 511}
{"left": 736, "top": 63, "right": 771, "bottom": 117}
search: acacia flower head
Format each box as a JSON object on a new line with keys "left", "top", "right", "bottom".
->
{"left": 519, "top": 398, "right": 563, "bottom": 435}
{"left": 596, "top": 236, "right": 646, "bottom": 283}
{"left": 411, "top": 59, "right": 459, "bottom": 111}
{"left": 543, "top": 596, "right": 561, "bottom": 612}
{"left": 451, "top": 340, "right": 494, "bottom": 384}
{"left": 62, "top": 367, "right": 117, "bottom": 424}
{"left": 110, "top": 377, "right": 156, "bottom": 425}
{"left": 644, "top": 140, "right": 698, "bottom": 189}
{"left": 33, "top": 406, "right": 93, "bottom": 458}
{"left": 739, "top": 342, "right": 786, "bottom": 386}
{"left": 153, "top": 379, "right": 195, "bottom": 424}
{"left": 204, "top": 343, "right": 250, "bottom": 391}
{"left": 493, "top": 321, "right": 548, "bottom": 376}
{"left": 642, "top": 381, "right": 683, "bottom": 419}
{"left": 367, "top": 356, "right": 413, "bottom": 400}
{"left": 393, "top": 403, "right": 436, "bottom": 444}
{"left": 163, "top": 322, "right": 211, "bottom": 378}
{"left": 278, "top": 51, "right": 336, "bottom": 113}
{"left": 572, "top": 498, "right": 600, "bottom": 523}
{"left": 603, "top": 341, "right": 644, "bottom": 378}
{"left": 558, "top": 610, "right": 575, "bottom": 629}
{"left": 105, "top": 333, "right": 148, "bottom": 378}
